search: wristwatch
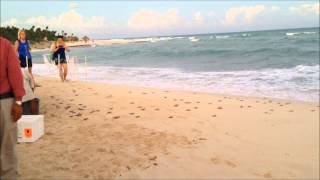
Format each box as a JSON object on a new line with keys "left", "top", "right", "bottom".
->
{"left": 15, "top": 101, "right": 22, "bottom": 106}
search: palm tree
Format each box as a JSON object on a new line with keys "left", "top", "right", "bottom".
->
{"left": 82, "top": 35, "right": 90, "bottom": 43}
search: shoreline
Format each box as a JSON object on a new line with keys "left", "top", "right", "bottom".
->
{"left": 35, "top": 75, "right": 320, "bottom": 105}
{"left": 17, "top": 75, "right": 319, "bottom": 179}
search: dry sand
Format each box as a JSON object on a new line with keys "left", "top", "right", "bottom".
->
{"left": 17, "top": 76, "right": 319, "bottom": 179}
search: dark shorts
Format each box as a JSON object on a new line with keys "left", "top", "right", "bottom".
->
{"left": 54, "top": 58, "right": 67, "bottom": 65}
{"left": 19, "top": 56, "right": 32, "bottom": 68}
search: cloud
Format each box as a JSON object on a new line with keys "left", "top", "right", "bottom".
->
{"left": 271, "top": 6, "right": 280, "bottom": 12}
{"left": 25, "top": 10, "right": 106, "bottom": 34}
{"left": 289, "top": 3, "right": 319, "bottom": 15}
{"left": 1, "top": 18, "right": 18, "bottom": 27}
{"left": 127, "top": 8, "right": 182, "bottom": 31}
{"left": 193, "top": 12, "right": 204, "bottom": 25}
{"left": 69, "top": 2, "right": 79, "bottom": 9}
{"left": 222, "top": 5, "right": 266, "bottom": 26}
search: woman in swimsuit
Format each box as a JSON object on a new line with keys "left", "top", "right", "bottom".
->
{"left": 51, "top": 36, "right": 70, "bottom": 82}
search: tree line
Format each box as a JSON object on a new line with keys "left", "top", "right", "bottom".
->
{"left": 0, "top": 25, "right": 80, "bottom": 43}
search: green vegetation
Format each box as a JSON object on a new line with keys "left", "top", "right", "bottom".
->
{"left": 0, "top": 25, "right": 79, "bottom": 43}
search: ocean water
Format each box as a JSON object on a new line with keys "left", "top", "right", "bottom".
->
{"left": 31, "top": 27, "right": 320, "bottom": 102}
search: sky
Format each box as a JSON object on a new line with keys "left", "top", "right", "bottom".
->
{"left": 1, "top": 1, "right": 319, "bottom": 39}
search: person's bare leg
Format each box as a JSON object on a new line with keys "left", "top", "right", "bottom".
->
{"left": 28, "top": 67, "right": 36, "bottom": 86}
{"left": 58, "top": 64, "right": 64, "bottom": 82}
{"left": 63, "top": 64, "right": 68, "bottom": 81}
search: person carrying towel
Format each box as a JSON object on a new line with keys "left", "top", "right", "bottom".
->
{"left": 51, "top": 35, "right": 70, "bottom": 82}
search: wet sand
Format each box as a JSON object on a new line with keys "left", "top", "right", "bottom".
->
{"left": 17, "top": 76, "right": 319, "bottom": 179}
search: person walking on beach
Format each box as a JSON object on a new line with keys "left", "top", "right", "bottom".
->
{"left": 0, "top": 37, "right": 25, "bottom": 180}
{"left": 15, "top": 29, "right": 35, "bottom": 82}
{"left": 51, "top": 36, "right": 70, "bottom": 82}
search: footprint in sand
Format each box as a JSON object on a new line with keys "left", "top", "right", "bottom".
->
{"left": 263, "top": 172, "right": 273, "bottom": 178}
{"left": 254, "top": 172, "right": 273, "bottom": 179}
{"left": 168, "top": 116, "right": 174, "bottom": 119}
{"left": 83, "top": 118, "right": 88, "bottom": 121}
{"left": 240, "top": 105, "right": 244, "bottom": 108}
{"left": 65, "top": 106, "right": 71, "bottom": 109}
{"left": 186, "top": 109, "right": 191, "bottom": 111}
{"left": 128, "top": 91, "right": 132, "bottom": 94}
{"left": 107, "top": 111, "right": 112, "bottom": 114}
{"left": 211, "top": 157, "right": 237, "bottom": 168}
{"left": 247, "top": 105, "right": 251, "bottom": 108}
{"left": 155, "top": 108, "right": 160, "bottom": 111}
{"left": 218, "top": 100, "right": 222, "bottom": 102}
{"left": 208, "top": 102, "right": 212, "bottom": 105}
{"left": 184, "top": 102, "right": 192, "bottom": 104}
{"left": 196, "top": 101, "right": 200, "bottom": 104}
{"left": 225, "top": 160, "right": 237, "bottom": 168}
{"left": 194, "top": 106, "right": 198, "bottom": 109}
{"left": 112, "top": 116, "right": 120, "bottom": 119}
{"left": 310, "top": 109, "right": 315, "bottom": 112}
{"left": 135, "top": 115, "right": 140, "bottom": 118}
{"left": 141, "top": 108, "right": 145, "bottom": 111}
{"left": 211, "top": 157, "right": 221, "bottom": 164}
{"left": 217, "top": 106, "right": 223, "bottom": 110}
{"left": 142, "top": 92, "right": 147, "bottom": 95}
{"left": 289, "top": 110, "right": 294, "bottom": 112}
{"left": 174, "top": 104, "right": 179, "bottom": 107}
{"left": 149, "top": 156, "right": 157, "bottom": 161}
{"left": 130, "top": 102, "right": 135, "bottom": 104}
{"left": 163, "top": 96, "right": 167, "bottom": 99}
{"left": 75, "top": 113, "right": 82, "bottom": 117}
{"left": 212, "top": 115, "right": 217, "bottom": 117}
{"left": 129, "top": 112, "right": 135, "bottom": 115}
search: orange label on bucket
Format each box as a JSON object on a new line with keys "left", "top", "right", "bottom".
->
{"left": 24, "top": 128, "right": 32, "bottom": 137}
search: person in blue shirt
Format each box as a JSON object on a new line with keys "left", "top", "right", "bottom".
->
{"left": 51, "top": 35, "right": 70, "bottom": 82}
{"left": 15, "top": 29, "right": 32, "bottom": 69}
{"left": 15, "top": 29, "right": 35, "bottom": 84}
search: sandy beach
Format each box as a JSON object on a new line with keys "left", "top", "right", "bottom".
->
{"left": 16, "top": 76, "right": 319, "bottom": 179}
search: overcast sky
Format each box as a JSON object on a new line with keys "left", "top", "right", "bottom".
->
{"left": 1, "top": 1, "right": 319, "bottom": 39}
